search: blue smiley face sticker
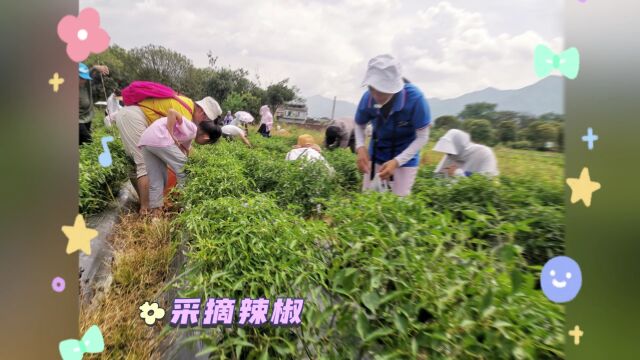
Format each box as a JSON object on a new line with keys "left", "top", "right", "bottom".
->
{"left": 541, "top": 256, "right": 582, "bottom": 303}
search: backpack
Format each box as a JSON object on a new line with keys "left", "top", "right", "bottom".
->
{"left": 121, "top": 81, "right": 193, "bottom": 117}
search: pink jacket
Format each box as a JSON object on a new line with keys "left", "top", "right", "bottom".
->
{"left": 259, "top": 105, "right": 273, "bottom": 131}
{"left": 138, "top": 116, "right": 197, "bottom": 149}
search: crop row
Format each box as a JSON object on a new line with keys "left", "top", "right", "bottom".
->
{"left": 170, "top": 134, "right": 565, "bottom": 359}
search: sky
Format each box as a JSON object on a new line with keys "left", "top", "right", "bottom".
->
{"left": 82, "top": 0, "right": 564, "bottom": 103}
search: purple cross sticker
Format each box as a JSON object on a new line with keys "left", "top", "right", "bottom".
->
{"left": 169, "top": 298, "right": 201, "bottom": 328}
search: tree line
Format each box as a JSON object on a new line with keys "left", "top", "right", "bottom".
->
{"left": 86, "top": 45, "right": 298, "bottom": 118}
{"left": 433, "top": 102, "right": 564, "bottom": 151}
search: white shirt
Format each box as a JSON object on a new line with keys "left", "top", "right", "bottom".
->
{"left": 285, "top": 147, "right": 335, "bottom": 175}
{"left": 285, "top": 147, "right": 325, "bottom": 162}
{"left": 221, "top": 125, "right": 245, "bottom": 137}
{"left": 229, "top": 118, "right": 241, "bottom": 127}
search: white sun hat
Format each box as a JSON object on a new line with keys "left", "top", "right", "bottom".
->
{"left": 196, "top": 96, "right": 222, "bottom": 120}
{"left": 361, "top": 54, "right": 404, "bottom": 94}
{"left": 234, "top": 111, "right": 254, "bottom": 123}
{"left": 433, "top": 129, "right": 471, "bottom": 155}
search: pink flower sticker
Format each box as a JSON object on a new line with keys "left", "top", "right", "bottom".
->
{"left": 57, "top": 8, "right": 110, "bottom": 62}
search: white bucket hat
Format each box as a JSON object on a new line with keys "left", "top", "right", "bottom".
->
{"left": 433, "top": 129, "right": 471, "bottom": 155}
{"left": 361, "top": 54, "right": 404, "bottom": 94}
{"left": 196, "top": 96, "right": 222, "bottom": 120}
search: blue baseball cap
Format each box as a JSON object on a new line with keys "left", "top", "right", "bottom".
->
{"left": 79, "top": 63, "right": 92, "bottom": 80}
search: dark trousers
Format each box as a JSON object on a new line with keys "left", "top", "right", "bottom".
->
{"left": 258, "top": 124, "right": 271, "bottom": 138}
{"left": 79, "top": 122, "right": 92, "bottom": 145}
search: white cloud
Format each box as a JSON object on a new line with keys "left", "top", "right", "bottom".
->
{"left": 83, "top": 0, "right": 563, "bottom": 103}
{"left": 392, "top": 2, "right": 563, "bottom": 99}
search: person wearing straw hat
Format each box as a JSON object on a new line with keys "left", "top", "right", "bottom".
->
{"left": 78, "top": 62, "right": 109, "bottom": 145}
{"left": 354, "top": 54, "right": 432, "bottom": 196}
{"left": 115, "top": 93, "right": 222, "bottom": 214}
{"left": 286, "top": 134, "right": 334, "bottom": 173}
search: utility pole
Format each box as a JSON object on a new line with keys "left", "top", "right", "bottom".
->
{"left": 330, "top": 96, "right": 336, "bottom": 121}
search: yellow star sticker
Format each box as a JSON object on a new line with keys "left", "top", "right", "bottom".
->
{"left": 566, "top": 167, "right": 601, "bottom": 207}
{"left": 61, "top": 214, "right": 98, "bottom": 255}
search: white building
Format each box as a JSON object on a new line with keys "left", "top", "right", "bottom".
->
{"left": 276, "top": 100, "right": 308, "bottom": 124}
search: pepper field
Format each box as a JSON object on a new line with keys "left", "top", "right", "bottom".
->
{"left": 79, "top": 121, "right": 565, "bottom": 359}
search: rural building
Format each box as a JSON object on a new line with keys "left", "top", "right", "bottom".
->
{"left": 276, "top": 100, "right": 308, "bottom": 124}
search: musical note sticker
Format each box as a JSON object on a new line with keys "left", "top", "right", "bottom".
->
{"left": 98, "top": 136, "right": 114, "bottom": 167}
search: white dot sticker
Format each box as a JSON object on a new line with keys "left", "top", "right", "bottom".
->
{"left": 566, "top": 272, "right": 572, "bottom": 279}
{"left": 550, "top": 270, "right": 556, "bottom": 277}
{"left": 77, "top": 29, "right": 88, "bottom": 41}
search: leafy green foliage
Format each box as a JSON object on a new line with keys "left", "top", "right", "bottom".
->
{"left": 79, "top": 123, "right": 128, "bottom": 215}
{"left": 509, "top": 140, "right": 533, "bottom": 150}
{"left": 458, "top": 102, "right": 497, "bottom": 121}
{"left": 182, "top": 134, "right": 339, "bottom": 216}
{"left": 85, "top": 45, "right": 298, "bottom": 113}
{"left": 434, "top": 115, "right": 461, "bottom": 130}
{"left": 265, "top": 79, "right": 297, "bottom": 112}
{"left": 526, "top": 121, "right": 560, "bottom": 150}
{"left": 323, "top": 149, "right": 361, "bottom": 193}
{"left": 463, "top": 119, "right": 495, "bottom": 146}
{"left": 324, "top": 193, "right": 564, "bottom": 359}
{"left": 413, "top": 166, "right": 564, "bottom": 265}
{"left": 497, "top": 120, "right": 518, "bottom": 143}
{"left": 222, "top": 91, "right": 261, "bottom": 117}
{"left": 174, "top": 194, "right": 334, "bottom": 358}
{"left": 169, "top": 135, "right": 565, "bottom": 359}
{"left": 129, "top": 45, "right": 195, "bottom": 94}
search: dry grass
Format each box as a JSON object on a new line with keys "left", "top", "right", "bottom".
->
{"left": 81, "top": 214, "right": 177, "bottom": 360}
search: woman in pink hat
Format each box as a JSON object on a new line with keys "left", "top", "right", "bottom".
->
{"left": 354, "top": 54, "right": 432, "bottom": 196}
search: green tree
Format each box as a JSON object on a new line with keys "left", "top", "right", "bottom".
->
{"left": 128, "top": 45, "right": 195, "bottom": 94}
{"left": 86, "top": 45, "right": 136, "bottom": 100}
{"left": 496, "top": 120, "right": 517, "bottom": 143}
{"left": 526, "top": 121, "right": 559, "bottom": 150}
{"left": 490, "top": 111, "right": 526, "bottom": 127}
{"left": 434, "top": 115, "right": 461, "bottom": 130}
{"left": 458, "top": 102, "right": 497, "bottom": 120}
{"left": 463, "top": 119, "right": 494, "bottom": 145}
{"left": 517, "top": 128, "right": 529, "bottom": 141}
{"left": 557, "top": 124, "right": 564, "bottom": 152}
{"left": 539, "top": 112, "right": 564, "bottom": 123}
{"left": 205, "top": 67, "right": 254, "bottom": 104}
{"left": 518, "top": 115, "right": 539, "bottom": 129}
{"left": 265, "top": 79, "right": 297, "bottom": 114}
{"left": 182, "top": 67, "right": 216, "bottom": 100}
{"left": 222, "top": 92, "right": 261, "bottom": 116}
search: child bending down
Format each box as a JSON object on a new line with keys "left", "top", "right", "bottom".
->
{"left": 138, "top": 109, "right": 221, "bottom": 214}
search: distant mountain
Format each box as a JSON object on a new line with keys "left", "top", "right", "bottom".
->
{"left": 428, "top": 76, "right": 564, "bottom": 118}
{"left": 306, "top": 95, "right": 358, "bottom": 119}
{"left": 306, "top": 76, "right": 564, "bottom": 119}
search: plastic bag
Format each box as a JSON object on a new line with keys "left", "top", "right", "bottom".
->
{"left": 370, "top": 173, "right": 391, "bottom": 193}
{"left": 104, "top": 93, "right": 121, "bottom": 127}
